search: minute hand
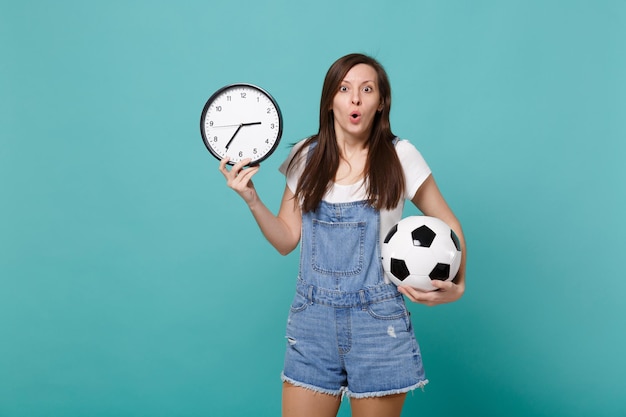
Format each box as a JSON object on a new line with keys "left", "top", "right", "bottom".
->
{"left": 224, "top": 122, "right": 262, "bottom": 150}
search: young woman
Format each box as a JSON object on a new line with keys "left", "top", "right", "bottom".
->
{"left": 219, "top": 53, "right": 466, "bottom": 417}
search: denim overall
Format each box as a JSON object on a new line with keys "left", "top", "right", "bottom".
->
{"left": 281, "top": 145, "right": 428, "bottom": 398}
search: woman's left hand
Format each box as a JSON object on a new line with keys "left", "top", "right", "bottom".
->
{"left": 397, "top": 280, "right": 464, "bottom": 307}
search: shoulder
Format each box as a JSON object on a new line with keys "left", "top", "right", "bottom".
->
{"left": 278, "top": 138, "right": 310, "bottom": 176}
{"left": 393, "top": 138, "right": 432, "bottom": 199}
{"left": 394, "top": 138, "right": 421, "bottom": 157}
{"left": 394, "top": 139, "right": 429, "bottom": 167}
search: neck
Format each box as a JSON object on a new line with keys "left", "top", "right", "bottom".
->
{"left": 335, "top": 132, "right": 368, "bottom": 160}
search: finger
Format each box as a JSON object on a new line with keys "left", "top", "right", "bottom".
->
{"left": 223, "top": 158, "right": 248, "bottom": 181}
{"left": 231, "top": 158, "right": 252, "bottom": 172}
{"left": 397, "top": 286, "right": 415, "bottom": 302}
{"left": 231, "top": 165, "right": 259, "bottom": 187}
{"left": 398, "top": 286, "right": 426, "bottom": 303}
{"left": 219, "top": 157, "right": 231, "bottom": 176}
{"left": 221, "top": 158, "right": 250, "bottom": 183}
{"left": 398, "top": 285, "right": 444, "bottom": 307}
{"left": 227, "top": 165, "right": 260, "bottom": 190}
{"left": 430, "top": 280, "right": 456, "bottom": 292}
{"left": 399, "top": 285, "right": 427, "bottom": 296}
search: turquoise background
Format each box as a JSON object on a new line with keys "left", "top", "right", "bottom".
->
{"left": 1, "top": 1, "right": 625, "bottom": 416}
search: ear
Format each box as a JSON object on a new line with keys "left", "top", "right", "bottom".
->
{"left": 378, "top": 101, "right": 384, "bottom": 112}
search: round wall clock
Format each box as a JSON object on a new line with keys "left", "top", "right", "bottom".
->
{"left": 200, "top": 83, "right": 282, "bottom": 166}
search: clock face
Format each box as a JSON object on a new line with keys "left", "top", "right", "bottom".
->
{"left": 200, "top": 84, "right": 282, "bottom": 165}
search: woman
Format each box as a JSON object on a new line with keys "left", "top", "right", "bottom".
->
{"left": 219, "top": 53, "right": 466, "bottom": 417}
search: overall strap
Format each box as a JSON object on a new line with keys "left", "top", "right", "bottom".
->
{"left": 306, "top": 138, "right": 317, "bottom": 162}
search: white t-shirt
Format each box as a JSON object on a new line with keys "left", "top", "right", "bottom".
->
{"left": 278, "top": 139, "right": 432, "bottom": 248}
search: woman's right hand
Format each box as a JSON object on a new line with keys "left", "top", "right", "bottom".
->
{"left": 219, "top": 157, "right": 301, "bottom": 255}
{"left": 219, "top": 157, "right": 260, "bottom": 206}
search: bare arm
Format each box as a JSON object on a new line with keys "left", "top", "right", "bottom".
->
{"left": 397, "top": 174, "right": 467, "bottom": 306}
{"left": 219, "top": 158, "right": 301, "bottom": 255}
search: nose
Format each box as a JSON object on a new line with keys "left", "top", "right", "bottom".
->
{"left": 351, "top": 91, "right": 361, "bottom": 105}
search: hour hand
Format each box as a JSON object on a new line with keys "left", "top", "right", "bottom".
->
{"left": 224, "top": 124, "right": 243, "bottom": 150}
{"left": 224, "top": 122, "right": 262, "bottom": 150}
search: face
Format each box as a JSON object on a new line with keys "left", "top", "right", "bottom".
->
{"left": 331, "top": 63, "right": 383, "bottom": 142}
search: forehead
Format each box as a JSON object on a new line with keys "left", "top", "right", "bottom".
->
{"left": 342, "top": 63, "right": 378, "bottom": 84}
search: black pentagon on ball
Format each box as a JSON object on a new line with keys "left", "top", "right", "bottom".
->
{"left": 390, "top": 258, "right": 410, "bottom": 281}
{"left": 450, "top": 230, "right": 461, "bottom": 251}
{"left": 411, "top": 226, "right": 436, "bottom": 248}
{"left": 384, "top": 224, "right": 398, "bottom": 244}
{"left": 429, "top": 263, "right": 450, "bottom": 280}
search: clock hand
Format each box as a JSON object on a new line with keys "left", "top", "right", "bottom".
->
{"left": 224, "top": 124, "right": 243, "bottom": 150}
{"left": 212, "top": 123, "right": 242, "bottom": 128}
{"left": 213, "top": 121, "right": 262, "bottom": 128}
{"left": 223, "top": 122, "right": 263, "bottom": 150}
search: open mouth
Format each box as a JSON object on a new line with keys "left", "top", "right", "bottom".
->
{"left": 350, "top": 111, "right": 361, "bottom": 121}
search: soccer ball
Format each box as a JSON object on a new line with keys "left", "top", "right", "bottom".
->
{"left": 381, "top": 216, "right": 462, "bottom": 291}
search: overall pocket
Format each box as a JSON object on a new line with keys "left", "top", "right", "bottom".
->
{"left": 366, "top": 296, "right": 411, "bottom": 332}
{"left": 311, "top": 219, "right": 365, "bottom": 276}
{"left": 366, "top": 297, "right": 409, "bottom": 320}
{"left": 289, "top": 291, "right": 310, "bottom": 314}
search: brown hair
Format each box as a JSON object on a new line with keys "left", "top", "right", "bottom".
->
{"left": 288, "top": 53, "right": 405, "bottom": 213}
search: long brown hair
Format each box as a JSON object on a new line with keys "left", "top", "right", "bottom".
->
{"left": 288, "top": 53, "right": 405, "bottom": 213}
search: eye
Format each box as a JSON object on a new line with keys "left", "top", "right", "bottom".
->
{"left": 363, "top": 86, "right": 373, "bottom": 93}
{"left": 339, "top": 85, "right": 349, "bottom": 92}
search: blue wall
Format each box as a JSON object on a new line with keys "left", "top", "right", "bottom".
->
{"left": 1, "top": 1, "right": 624, "bottom": 416}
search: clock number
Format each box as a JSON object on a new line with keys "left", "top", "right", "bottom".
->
{"left": 213, "top": 136, "right": 218, "bottom": 142}
{"left": 241, "top": 92, "right": 247, "bottom": 99}
{"left": 267, "top": 108, "right": 272, "bottom": 114}
{"left": 265, "top": 138, "right": 269, "bottom": 144}
{"left": 226, "top": 96, "right": 231, "bottom": 101}
{"left": 253, "top": 148, "right": 258, "bottom": 155}
{"left": 270, "top": 123, "right": 275, "bottom": 129}
{"left": 209, "top": 121, "right": 214, "bottom": 126}
{"left": 216, "top": 106, "right": 222, "bottom": 112}
{"left": 238, "top": 151, "right": 243, "bottom": 157}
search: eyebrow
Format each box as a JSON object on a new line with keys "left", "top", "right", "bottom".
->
{"left": 341, "top": 79, "right": 377, "bottom": 85}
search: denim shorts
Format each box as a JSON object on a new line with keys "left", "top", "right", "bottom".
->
{"left": 281, "top": 281, "right": 428, "bottom": 398}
